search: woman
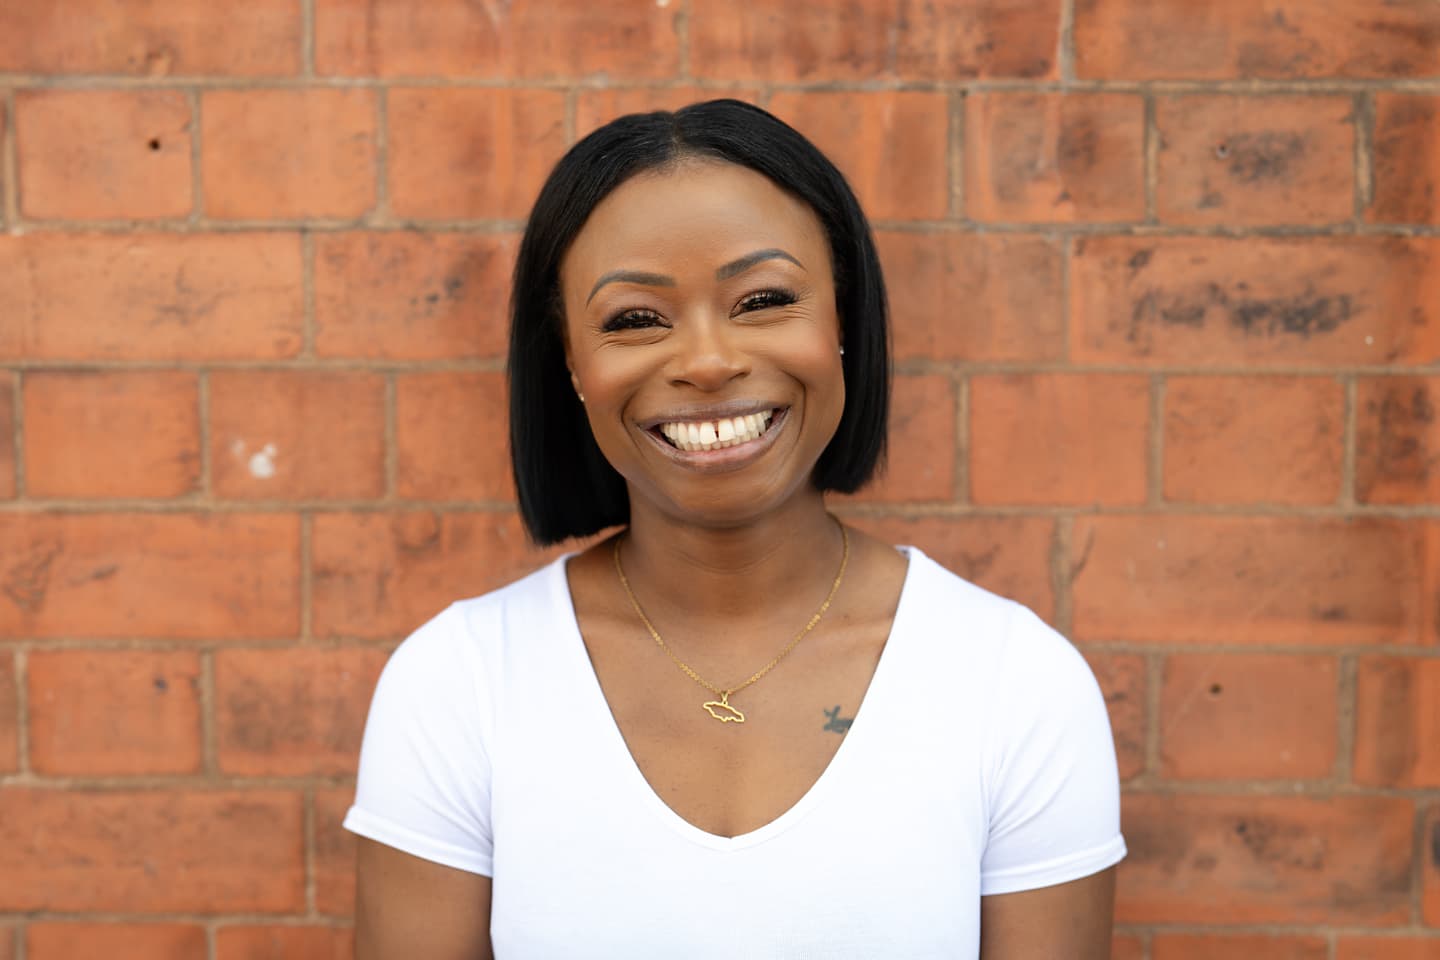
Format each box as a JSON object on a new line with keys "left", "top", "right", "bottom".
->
{"left": 347, "top": 99, "right": 1125, "bottom": 959}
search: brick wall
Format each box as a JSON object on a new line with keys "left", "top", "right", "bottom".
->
{"left": 1, "top": 1, "right": 1437, "bottom": 957}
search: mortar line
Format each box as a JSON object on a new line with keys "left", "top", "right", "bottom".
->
{"left": 1353, "top": 91, "right": 1375, "bottom": 223}
{"left": 11, "top": 923, "right": 21, "bottom": 960}
{"left": 10, "top": 372, "right": 22, "bottom": 498}
{"left": 301, "top": 231, "right": 317, "bottom": 358}
{"left": 563, "top": 87, "right": 578, "bottom": 146}
{"left": 1149, "top": 374, "right": 1165, "bottom": 506}
{"left": 304, "top": 787, "right": 318, "bottom": 915}
{"left": 188, "top": 87, "right": 204, "bottom": 223}
{"left": 1334, "top": 653, "right": 1357, "bottom": 790}
{"left": 1326, "top": 930, "right": 1337, "bottom": 960}
{"left": 1411, "top": 802, "right": 1429, "bottom": 926}
{"left": 1059, "top": 233, "right": 1072, "bottom": 362}
{"left": 2, "top": 87, "right": 19, "bottom": 230}
{"left": 676, "top": 0, "right": 692, "bottom": 80}
{"left": 12, "top": 647, "right": 26, "bottom": 774}
{"left": 1341, "top": 376, "right": 1358, "bottom": 508}
{"left": 300, "top": 511, "right": 314, "bottom": 642}
{"left": 374, "top": 87, "right": 390, "bottom": 220}
{"left": 199, "top": 648, "right": 217, "bottom": 777}
{"left": 205, "top": 922, "right": 216, "bottom": 960}
{"left": 196, "top": 370, "right": 212, "bottom": 498}
{"left": 383, "top": 375, "right": 397, "bottom": 500}
{"left": 953, "top": 372, "right": 969, "bottom": 504}
{"left": 1144, "top": 651, "right": 1164, "bottom": 776}
{"left": 1057, "top": 0, "right": 1076, "bottom": 85}
{"left": 302, "top": 0, "right": 317, "bottom": 77}
{"left": 1050, "top": 515, "right": 1073, "bottom": 636}
{"left": 947, "top": 90, "right": 965, "bottom": 219}
{"left": 1143, "top": 90, "right": 1158, "bottom": 224}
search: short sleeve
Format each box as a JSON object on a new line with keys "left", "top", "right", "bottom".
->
{"left": 343, "top": 604, "right": 495, "bottom": 876}
{"left": 979, "top": 606, "right": 1126, "bottom": 895}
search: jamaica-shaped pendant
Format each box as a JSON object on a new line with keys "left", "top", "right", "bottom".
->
{"left": 702, "top": 691, "right": 745, "bottom": 723}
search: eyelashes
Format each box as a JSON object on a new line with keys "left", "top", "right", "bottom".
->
{"left": 599, "top": 288, "right": 799, "bottom": 333}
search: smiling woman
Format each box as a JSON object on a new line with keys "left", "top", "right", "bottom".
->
{"left": 345, "top": 100, "right": 1125, "bottom": 960}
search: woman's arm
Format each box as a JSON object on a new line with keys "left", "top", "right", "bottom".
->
{"left": 978, "top": 867, "right": 1117, "bottom": 960}
{"left": 355, "top": 838, "right": 493, "bottom": 960}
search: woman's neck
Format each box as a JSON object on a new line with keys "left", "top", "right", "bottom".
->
{"left": 616, "top": 488, "right": 845, "bottom": 628}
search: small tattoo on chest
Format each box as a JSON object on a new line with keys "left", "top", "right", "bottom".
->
{"left": 823, "top": 705, "right": 853, "bottom": 734}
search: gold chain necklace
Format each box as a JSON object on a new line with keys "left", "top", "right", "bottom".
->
{"left": 612, "top": 519, "right": 850, "bottom": 725}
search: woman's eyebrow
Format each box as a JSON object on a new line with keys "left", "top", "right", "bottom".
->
{"left": 716, "top": 248, "right": 803, "bottom": 280}
{"left": 586, "top": 270, "right": 675, "bottom": 304}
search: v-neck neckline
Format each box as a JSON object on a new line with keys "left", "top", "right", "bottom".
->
{"left": 553, "top": 545, "right": 924, "bottom": 853}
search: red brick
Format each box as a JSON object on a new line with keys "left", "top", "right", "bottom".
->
{"left": 1371, "top": 95, "right": 1440, "bottom": 225}
{"left": 689, "top": 0, "right": 1058, "bottom": 81}
{"left": 965, "top": 93, "right": 1145, "bottom": 223}
{"left": 1153, "top": 934, "right": 1327, "bottom": 960}
{"left": 0, "top": 514, "right": 300, "bottom": 639}
{"left": 1339, "top": 938, "right": 1440, "bottom": 960}
{"left": 314, "top": 232, "right": 516, "bottom": 360}
{"left": 0, "top": 373, "right": 14, "bottom": 499}
{"left": 1071, "top": 236, "right": 1440, "bottom": 367}
{"left": 1164, "top": 376, "right": 1344, "bottom": 505}
{"left": 16, "top": 90, "right": 191, "bottom": 220}
{"left": 1112, "top": 935, "right": 1144, "bottom": 960}
{"left": 0, "top": 233, "right": 303, "bottom": 361}
{"left": 769, "top": 91, "right": 950, "bottom": 220}
{"left": 575, "top": 89, "right": 760, "bottom": 139}
{"left": 1075, "top": 0, "right": 1440, "bottom": 80}
{"left": 396, "top": 372, "right": 512, "bottom": 501}
{"left": 216, "top": 647, "right": 387, "bottom": 776}
{"left": 26, "top": 924, "right": 206, "bottom": 960}
{"left": 312, "top": 511, "right": 560, "bottom": 638}
{"left": 1082, "top": 652, "right": 1146, "bottom": 781}
{"left": 1156, "top": 95, "right": 1354, "bottom": 225}
{"left": 970, "top": 373, "right": 1149, "bottom": 506}
{"left": 841, "top": 515, "right": 1054, "bottom": 623}
{"left": 28, "top": 649, "right": 202, "bottom": 776}
{"left": 1354, "top": 657, "right": 1440, "bottom": 788}
{"left": 23, "top": 371, "right": 200, "bottom": 499}
{"left": 1357, "top": 377, "right": 1440, "bottom": 505}
{"left": 316, "top": 0, "right": 678, "bottom": 79}
{"left": 1426, "top": 804, "right": 1440, "bottom": 927}
{"left": 0, "top": 0, "right": 301, "bottom": 75}
{"left": 1160, "top": 653, "right": 1337, "bottom": 780}
{"left": 1118, "top": 794, "right": 1413, "bottom": 924}
{"left": 841, "top": 374, "right": 955, "bottom": 502}
{"left": 0, "top": 789, "right": 304, "bottom": 912}
{"left": 0, "top": 653, "right": 15, "bottom": 773}
{"left": 877, "top": 231, "right": 1064, "bottom": 362}
{"left": 216, "top": 926, "right": 353, "bottom": 960}
{"left": 202, "top": 89, "right": 376, "bottom": 219}
{"left": 1070, "top": 517, "right": 1433, "bottom": 646}
{"left": 209, "top": 371, "right": 385, "bottom": 500}
{"left": 314, "top": 788, "right": 357, "bottom": 916}
{"left": 387, "top": 88, "right": 566, "bottom": 220}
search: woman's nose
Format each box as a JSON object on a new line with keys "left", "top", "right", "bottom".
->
{"left": 668, "top": 316, "right": 749, "bottom": 391}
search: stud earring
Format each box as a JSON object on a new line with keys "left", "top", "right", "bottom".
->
{"left": 838, "top": 346, "right": 845, "bottom": 356}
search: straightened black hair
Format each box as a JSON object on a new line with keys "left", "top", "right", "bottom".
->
{"left": 508, "top": 99, "right": 890, "bottom": 545}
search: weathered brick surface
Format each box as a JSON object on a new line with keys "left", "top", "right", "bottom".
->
{"left": 1118, "top": 794, "right": 1414, "bottom": 924}
{"left": 1075, "top": 0, "right": 1440, "bottom": 80}
{"left": 26, "top": 924, "right": 207, "bottom": 960}
{"left": 1071, "top": 236, "right": 1440, "bottom": 367}
{"left": 5, "top": 0, "right": 1434, "bottom": 946}
{"left": 215, "top": 646, "right": 388, "bottom": 776}
{"left": 16, "top": 90, "right": 192, "bottom": 220}
{"left": 0, "top": 233, "right": 304, "bottom": 361}
{"left": 24, "top": 371, "right": 200, "bottom": 499}
{"left": 0, "top": 789, "right": 304, "bottom": 912}
{"left": 1154, "top": 95, "right": 1354, "bottom": 226}
{"left": 28, "top": 649, "right": 203, "bottom": 775}
{"left": 965, "top": 92, "right": 1145, "bottom": 223}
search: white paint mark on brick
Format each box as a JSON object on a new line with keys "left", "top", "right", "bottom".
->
{"left": 248, "top": 443, "right": 278, "bottom": 480}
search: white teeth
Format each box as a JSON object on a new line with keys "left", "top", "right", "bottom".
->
{"left": 657, "top": 409, "right": 779, "bottom": 452}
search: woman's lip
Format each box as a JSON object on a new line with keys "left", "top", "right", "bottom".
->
{"left": 642, "top": 406, "right": 789, "bottom": 473}
{"left": 637, "top": 403, "right": 785, "bottom": 431}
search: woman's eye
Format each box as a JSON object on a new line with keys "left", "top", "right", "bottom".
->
{"left": 736, "top": 289, "right": 797, "bottom": 313}
{"left": 601, "top": 310, "right": 665, "bottom": 332}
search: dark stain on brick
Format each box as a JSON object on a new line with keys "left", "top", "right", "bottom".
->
{"left": 68, "top": 564, "right": 119, "bottom": 587}
{"left": 1127, "top": 249, "right": 1153, "bottom": 272}
{"left": 1233, "top": 818, "right": 1324, "bottom": 871}
{"left": 955, "top": 545, "right": 1000, "bottom": 580}
{"left": 153, "top": 675, "right": 169, "bottom": 693}
{"left": 1129, "top": 282, "right": 1355, "bottom": 344}
{"left": 1315, "top": 606, "right": 1347, "bottom": 622}
{"left": 1367, "top": 385, "right": 1437, "bottom": 486}
{"left": 2, "top": 541, "right": 62, "bottom": 613}
{"left": 1429, "top": 818, "right": 1440, "bottom": 869}
{"left": 1220, "top": 131, "right": 1306, "bottom": 183}
{"left": 1057, "top": 120, "right": 1099, "bottom": 172}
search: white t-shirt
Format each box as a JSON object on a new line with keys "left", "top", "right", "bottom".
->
{"left": 345, "top": 547, "right": 1126, "bottom": 958}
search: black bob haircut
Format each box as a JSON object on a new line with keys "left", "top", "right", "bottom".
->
{"left": 508, "top": 98, "right": 890, "bottom": 545}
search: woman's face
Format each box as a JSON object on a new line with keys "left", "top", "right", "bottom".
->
{"left": 559, "top": 159, "right": 844, "bottom": 528}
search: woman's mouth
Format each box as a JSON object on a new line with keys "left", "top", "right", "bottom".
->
{"left": 652, "top": 408, "right": 781, "bottom": 452}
